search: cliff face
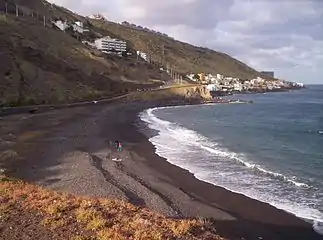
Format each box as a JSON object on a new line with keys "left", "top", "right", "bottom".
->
{"left": 169, "top": 85, "right": 213, "bottom": 101}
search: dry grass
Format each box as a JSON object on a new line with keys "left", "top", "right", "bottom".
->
{"left": 0, "top": 175, "right": 225, "bottom": 240}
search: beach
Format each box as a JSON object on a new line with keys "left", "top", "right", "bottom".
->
{"left": 1, "top": 100, "right": 322, "bottom": 240}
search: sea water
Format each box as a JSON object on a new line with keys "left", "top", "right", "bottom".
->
{"left": 140, "top": 85, "right": 323, "bottom": 234}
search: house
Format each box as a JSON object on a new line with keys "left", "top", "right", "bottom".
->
{"left": 198, "top": 73, "right": 206, "bottom": 82}
{"left": 72, "top": 21, "right": 89, "bottom": 34}
{"left": 53, "top": 20, "right": 69, "bottom": 31}
{"left": 53, "top": 20, "right": 88, "bottom": 34}
{"left": 94, "top": 36, "right": 127, "bottom": 55}
{"left": 137, "top": 51, "right": 149, "bottom": 62}
{"left": 233, "top": 82, "right": 243, "bottom": 91}
{"left": 216, "top": 74, "right": 224, "bottom": 80}
{"left": 210, "top": 77, "right": 219, "bottom": 84}
{"left": 206, "top": 84, "right": 217, "bottom": 91}
{"left": 186, "top": 74, "right": 196, "bottom": 81}
{"left": 88, "top": 14, "right": 106, "bottom": 21}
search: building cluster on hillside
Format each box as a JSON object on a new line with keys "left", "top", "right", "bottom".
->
{"left": 186, "top": 73, "right": 304, "bottom": 92}
{"left": 53, "top": 18, "right": 129, "bottom": 57}
{"left": 53, "top": 20, "right": 89, "bottom": 34}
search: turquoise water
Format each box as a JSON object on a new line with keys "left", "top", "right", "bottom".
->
{"left": 140, "top": 85, "right": 323, "bottom": 234}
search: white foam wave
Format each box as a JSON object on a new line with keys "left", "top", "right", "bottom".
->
{"left": 142, "top": 107, "right": 310, "bottom": 189}
{"left": 196, "top": 136, "right": 309, "bottom": 188}
{"left": 139, "top": 106, "right": 323, "bottom": 235}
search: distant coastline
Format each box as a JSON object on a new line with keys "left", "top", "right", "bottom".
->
{"left": 210, "top": 85, "right": 305, "bottom": 97}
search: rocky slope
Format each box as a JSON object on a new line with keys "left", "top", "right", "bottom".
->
{"left": 91, "top": 20, "right": 267, "bottom": 79}
{"left": 0, "top": 1, "right": 170, "bottom": 107}
{"left": 127, "top": 85, "right": 213, "bottom": 103}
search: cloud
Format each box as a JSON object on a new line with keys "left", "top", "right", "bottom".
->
{"left": 48, "top": 0, "right": 323, "bottom": 84}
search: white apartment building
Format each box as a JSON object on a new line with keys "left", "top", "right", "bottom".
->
{"left": 95, "top": 36, "right": 127, "bottom": 54}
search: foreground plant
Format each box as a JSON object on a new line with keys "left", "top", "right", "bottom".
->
{"left": 0, "top": 175, "right": 224, "bottom": 240}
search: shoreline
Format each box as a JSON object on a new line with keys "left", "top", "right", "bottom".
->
{"left": 138, "top": 104, "right": 314, "bottom": 218}
{"left": 133, "top": 103, "right": 322, "bottom": 239}
{"left": 0, "top": 99, "right": 321, "bottom": 239}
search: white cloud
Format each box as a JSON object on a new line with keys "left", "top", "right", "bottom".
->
{"left": 49, "top": 0, "right": 323, "bottom": 84}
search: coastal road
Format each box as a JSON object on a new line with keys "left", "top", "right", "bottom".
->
{"left": 0, "top": 83, "right": 201, "bottom": 117}
{"left": 0, "top": 92, "right": 133, "bottom": 117}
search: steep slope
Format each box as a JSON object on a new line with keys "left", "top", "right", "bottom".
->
{"left": 0, "top": 1, "right": 169, "bottom": 107}
{"left": 0, "top": 0, "right": 270, "bottom": 107}
{"left": 5, "top": 0, "right": 268, "bottom": 80}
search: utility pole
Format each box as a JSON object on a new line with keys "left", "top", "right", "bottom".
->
{"left": 161, "top": 44, "right": 165, "bottom": 67}
{"left": 16, "top": 5, "right": 18, "bottom": 17}
{"left": 5, "top": 2, "right": 8, "bottom": 14}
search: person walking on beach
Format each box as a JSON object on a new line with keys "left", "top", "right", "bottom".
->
{"left": 117, "top": 141, "right": 123, "bottom": 152}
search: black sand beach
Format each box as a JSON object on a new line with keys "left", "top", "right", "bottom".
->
{"left": 0, "top": 101, "right": 322, "bottom": 240}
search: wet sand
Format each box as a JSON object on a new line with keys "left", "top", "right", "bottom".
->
{"left": 0, "top": 101, "right": 321, "bottom": 240}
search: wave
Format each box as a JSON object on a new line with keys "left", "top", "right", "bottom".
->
{"left": 142, "top": 108, "right": 310, "bottom": 188}
{"left": 199, "top": 145, "right": 311, "bottom": 188}
{"left": 139, "top": 106, "right": 323, "bottom": 235}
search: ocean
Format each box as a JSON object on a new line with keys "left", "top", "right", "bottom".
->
{"left": 140, "top": 85, "right": 323, "bottom": 234}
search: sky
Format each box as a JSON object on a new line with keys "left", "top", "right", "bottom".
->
{"left": 49, "top": 0, "right": 323, "bottom": 84}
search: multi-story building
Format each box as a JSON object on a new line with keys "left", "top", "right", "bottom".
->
{"left": 261, "top": 71, "right": 275, "bottom": 78}
{"left": 94, "top": 36, "right": 127, "bottom": 55}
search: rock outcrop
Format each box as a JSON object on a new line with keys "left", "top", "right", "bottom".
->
{"left": 128, "top": 85, "right": 213, "bottom": 104}
{"left": 169, "top": 85, "right": 213, "bottom": 101}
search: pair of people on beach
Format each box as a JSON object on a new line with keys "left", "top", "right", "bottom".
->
{"left": 114, "top": 140, "right": 123, "bottom": 152}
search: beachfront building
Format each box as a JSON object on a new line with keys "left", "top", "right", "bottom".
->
{"left": 206, "top": 84, "right": 218, "bottom": 91}
{"left": 233, "top": 82, "right": 243, "bottom": 91}
{"left": 198, "top": 73, "right": 206, "bottom": 82}
{"left": 94, "top": 36, "right": 127, "bottom": 55}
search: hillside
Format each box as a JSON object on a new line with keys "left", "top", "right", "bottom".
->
{"left": 0, "top": 1, "right": 170, "bottom": 107}
{"left": 0, "top": 0, "right": 268, "bottom": 107}
{"left": 90, "top": 21, "right": 264, "bottom": 79}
